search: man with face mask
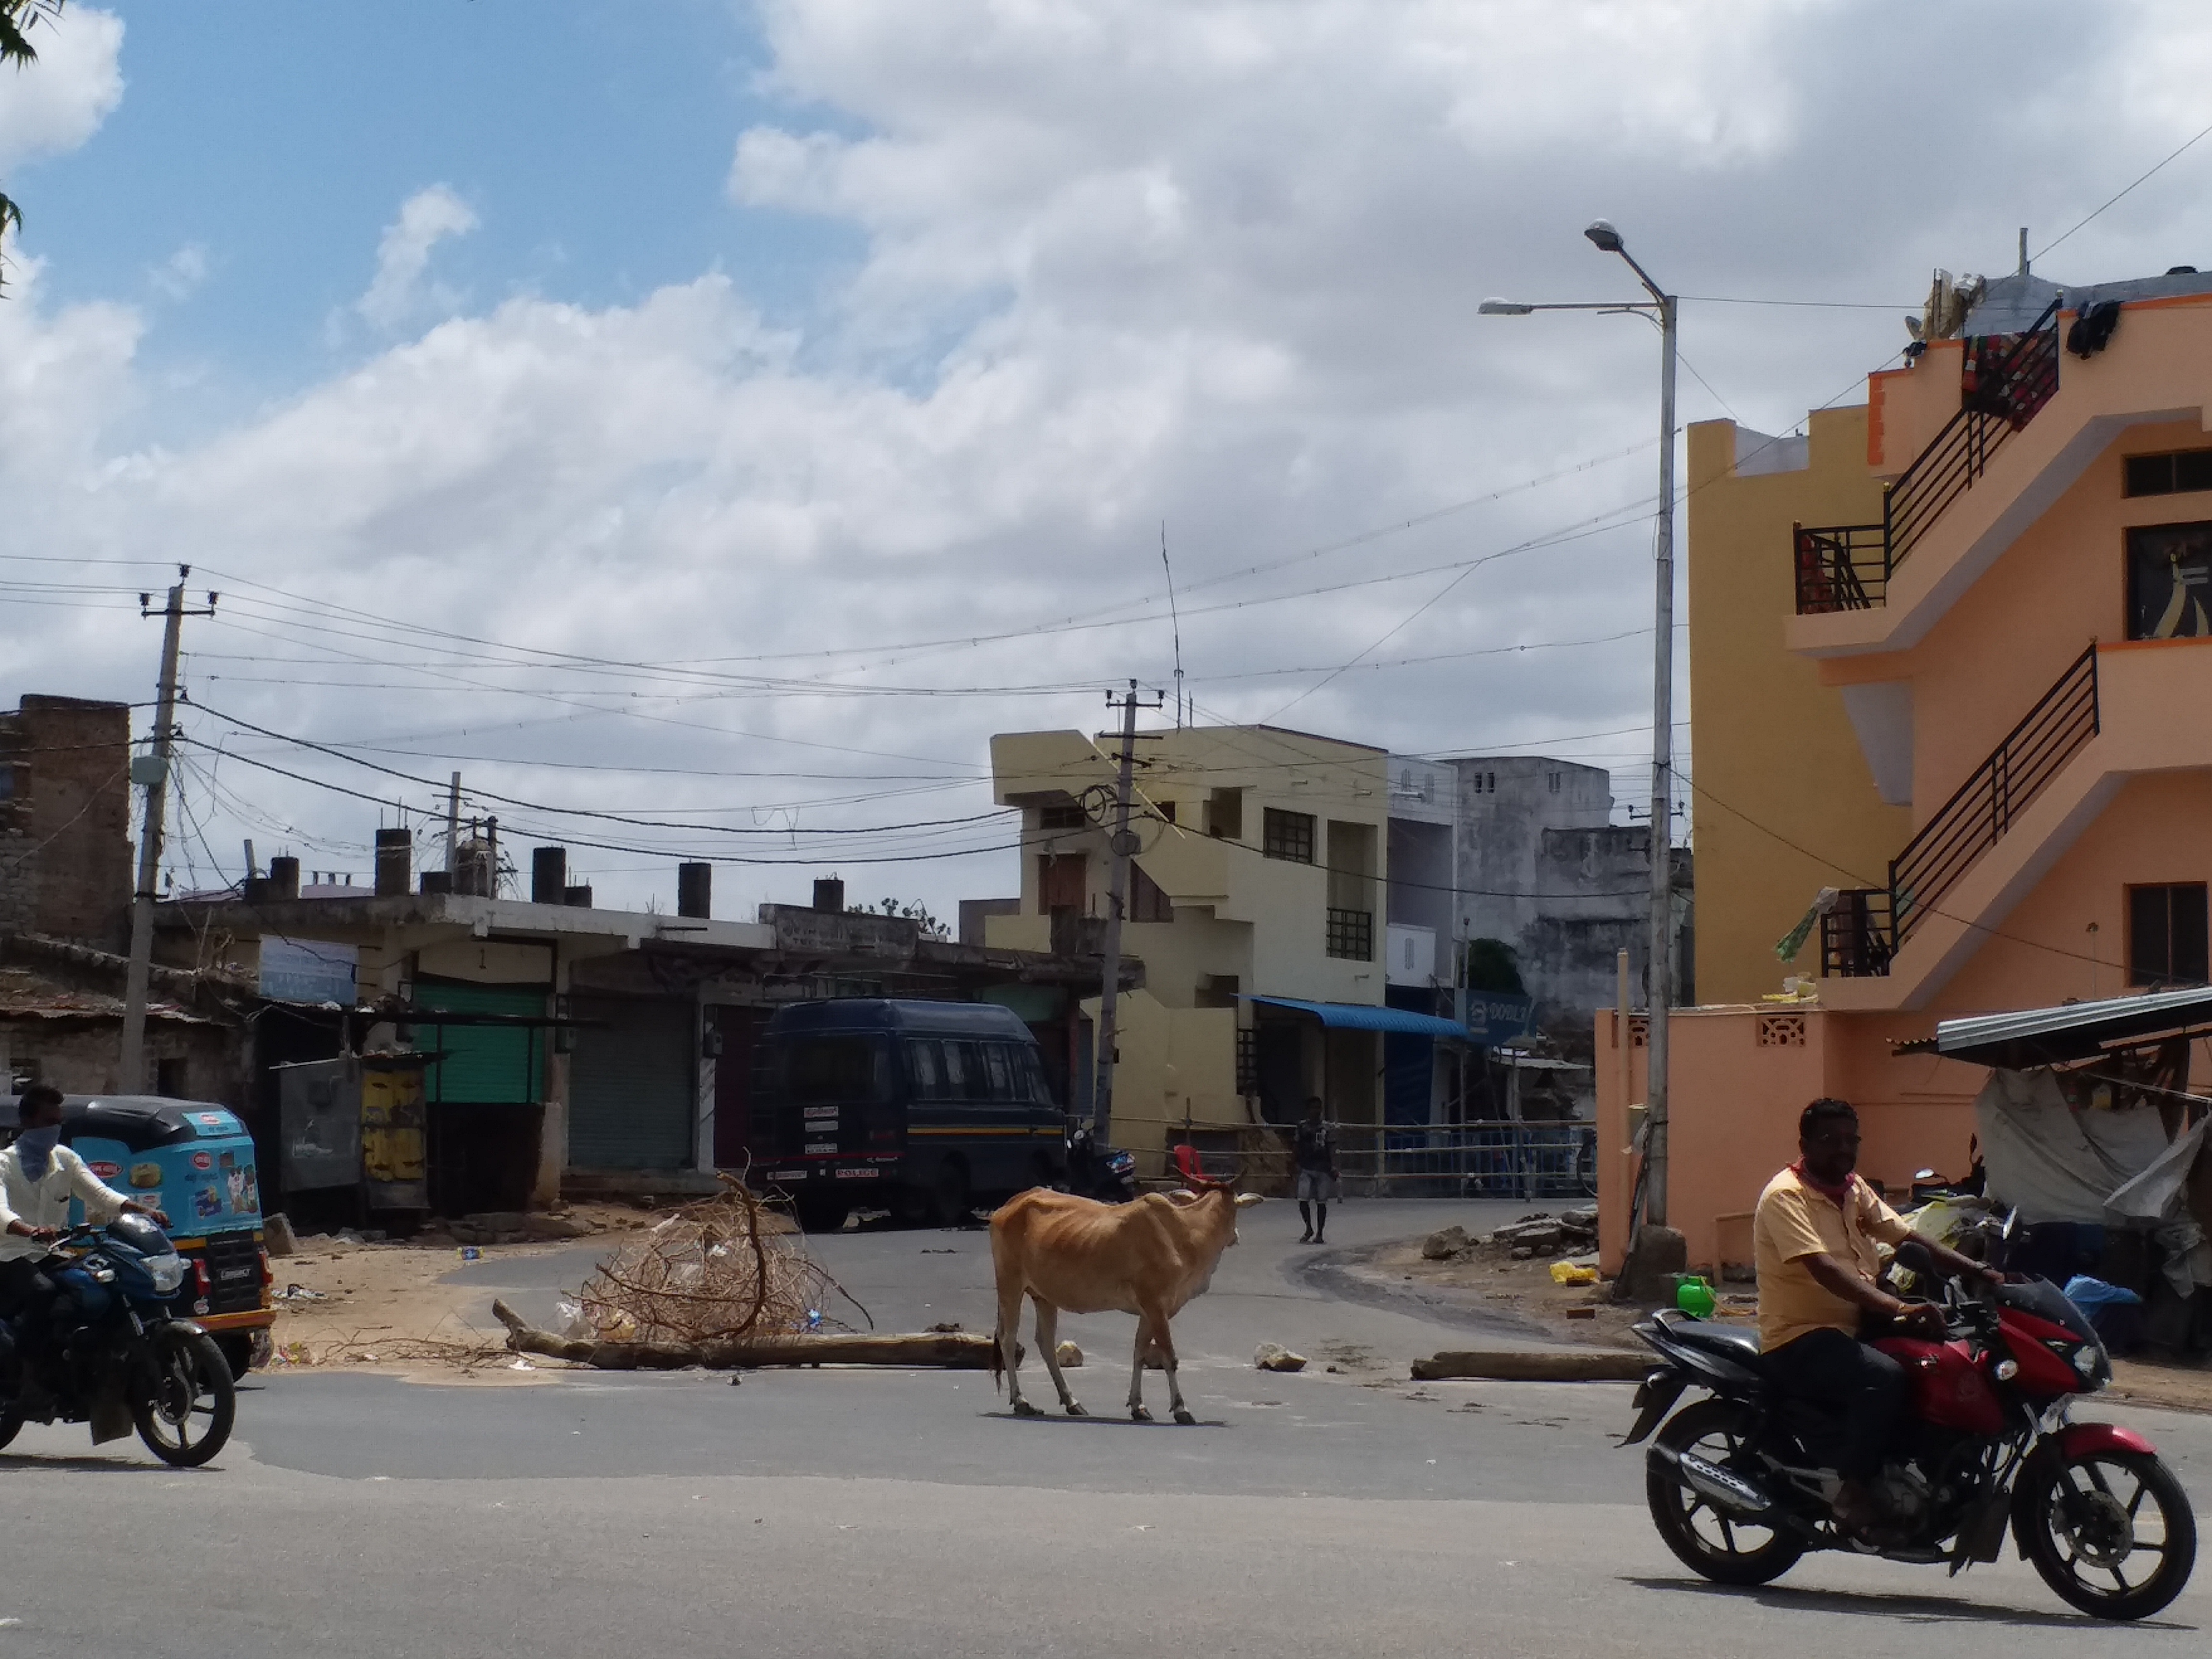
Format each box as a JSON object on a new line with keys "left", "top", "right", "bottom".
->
{"left": 1, "top": 1085, "right": 168, "bottom": 1395}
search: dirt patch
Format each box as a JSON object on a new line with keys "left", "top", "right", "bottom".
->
{"left": 1361, "top": 1238, "right": 1674, "bottom": 1351}
{"left": 2105, "top": 1357, "right": 2212, "bottom": 1415}
{"left": 268, "top": 1203, "right": 661, "bottom": 1380}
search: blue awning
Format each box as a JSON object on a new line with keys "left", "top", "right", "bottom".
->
{"left": 1242, "top": 994, "right": 1472, "bottom": 1042}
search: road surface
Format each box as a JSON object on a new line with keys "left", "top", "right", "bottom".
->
{"left": 6, "top": 1199, "right": 2208, "bottom": 1657}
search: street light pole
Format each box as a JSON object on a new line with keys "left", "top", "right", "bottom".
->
{"left": 1480, "top": 219, "right": 1677, "bottom": 1234}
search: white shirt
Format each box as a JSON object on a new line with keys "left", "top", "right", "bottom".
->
{"left": 0, "top": 1143, "right": 130, "bottom": 1262}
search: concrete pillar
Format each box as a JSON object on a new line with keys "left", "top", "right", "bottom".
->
{"left": 531, "top": 948, "right": 570, "bottom": 1208}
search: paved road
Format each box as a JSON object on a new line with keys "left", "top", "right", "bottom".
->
{"left": 6, "top": 1198, "right": 2211, "bottom": 1657}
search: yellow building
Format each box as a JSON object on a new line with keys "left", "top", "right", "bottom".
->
{"left": 989, "top": 722, "right": 1394, "bottom": 1175}
{"left": 1685, "top": 409, "right": 1907, "bottom": 1004}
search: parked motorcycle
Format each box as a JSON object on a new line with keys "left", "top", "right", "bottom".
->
{"left": 0, "top": 1214, "right": 236, "bottom": 1467}
{"left": 1062, "top": 1121, "right": 1138, "bottom": 1203}
{"left": 1624, "top": 1243, "right": 2196, "bottom": 1620}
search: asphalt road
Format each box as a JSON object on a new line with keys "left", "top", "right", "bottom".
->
{"left": 6, "top": 1197, "right": 2212, "bottom": 1658}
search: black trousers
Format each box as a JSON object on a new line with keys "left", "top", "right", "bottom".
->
{"left": 1763, "top": 1325, "right": 1906, "bottom": 1481}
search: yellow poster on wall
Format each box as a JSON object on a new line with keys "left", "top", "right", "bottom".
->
{"left": 361, "top": 1065, "right": 427, "bottom": 1184}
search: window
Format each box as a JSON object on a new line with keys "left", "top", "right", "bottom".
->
{"left": 1206, "top": 788, "right": 1244, "bottom": 840}
{"left": 2124, "top": 448, "right": 2212, "bottom": 498}
{"left": 905, "top": 1039, "right": 943, "bottom": 1099}
{"left": 1154, "top": 800, "right": 1177, "bottom": 824}
{"left": 2128, "top": 884, "right": 2210, "bottom": 987}
{"left": 777, "top": 1037, "right": 889, "bottom": 1106}
{"left": 1547, "top": 771, "right": 1562, "bottom": 794}
{"left": 1197, "top": 974, "right": 1240, "bottom": 1009}
{"left": 1038, "top": 803, "right": 1088, "bottom": 831}
{"left": 1326, "top": 907, "right": 1374, "bottom": 961}
{"left": 155, "top": 1057, "right": 189, "bottom": 1097}
{"left": 1129, "top": 860, "right": 1173, "bottom": 923}
{"left": 1262, "top": 807, "right": 1315, "bottom": 864}
{"left": 981, "top": 1043, "right": 1015, "bottom": 1100}
{"left": 1037, "top": 854, "right": 1087, "bottom": 914}
{"left": 2126, "top": 523, "right": 2212, "bottom": 639}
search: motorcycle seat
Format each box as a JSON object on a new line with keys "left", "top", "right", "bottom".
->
{"left": 1665, "top": 1319, "right": 1767, "bottom": 1373}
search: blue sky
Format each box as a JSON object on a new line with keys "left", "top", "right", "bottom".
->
{"left": 21, "top": 1, "right": 854, "bottom": 394}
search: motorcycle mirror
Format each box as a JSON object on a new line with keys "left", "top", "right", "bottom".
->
{"left": 2001, "top": 1206, "right": 2020, "bottom": 1241}
{"left": 1913, "top": 1167, "right": 1940, "bottom": 1183}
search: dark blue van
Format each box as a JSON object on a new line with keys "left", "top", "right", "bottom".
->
{"left": 754, "top": 999, "right": 1065, "bottom": 1230}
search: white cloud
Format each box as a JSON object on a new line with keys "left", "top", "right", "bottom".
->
{"left": 356, "top": 185, "right": 480, "bottom": 330}
{"left": 0, "top": 4, "right": 123, "bottom": 173}
{"left": 14, "top": 0, "right": 2212, "bottom": 919}
{"left": 148, "top": 241, "right": 207, "bottom": 301}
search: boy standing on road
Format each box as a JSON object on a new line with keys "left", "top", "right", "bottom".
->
{"left": 1293, "top": 1096, "right": 1338, "bottom": 1244}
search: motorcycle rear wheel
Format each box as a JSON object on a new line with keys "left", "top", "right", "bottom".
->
{"left": 1647, "top": 1399, "right": 1805, "bottom": 1586}
{"left": 2018, "top": 1448, "right": 2196, "bottom": 1620}
{"left": 132, "top": 1325, "right": 235, "bottom": 1468}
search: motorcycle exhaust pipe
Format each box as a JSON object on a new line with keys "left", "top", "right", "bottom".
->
{"left": 1649, "top": 1443, "right": 1775, "bottom": 1520}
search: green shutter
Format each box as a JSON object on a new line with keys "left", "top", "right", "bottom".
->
{"left": 567, "top": 995, "right": 695, "bottom": 1170}
{"left": 415, "top": 981, "right": 547, "bottom": 1106}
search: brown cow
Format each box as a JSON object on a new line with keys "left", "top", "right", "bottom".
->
{"left": 989, "top": 1159, "right": 1260, "bottom": 1424}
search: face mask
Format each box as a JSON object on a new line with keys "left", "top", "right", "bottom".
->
{"left": 13, "top": 1124, "right": 60, "bottom": 1180}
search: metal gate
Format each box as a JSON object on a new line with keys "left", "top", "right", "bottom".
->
{"left": 568, "top": 995, "right": 695, "bottom": 1170}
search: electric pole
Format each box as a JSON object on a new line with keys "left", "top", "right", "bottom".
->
{"left": 1089, "top": 679, "right": 1162, "bottom": 1142}
{"left": 120, "top": 567, "right": 216, "bottom": 1094}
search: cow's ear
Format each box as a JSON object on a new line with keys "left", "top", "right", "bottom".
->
{"left": 1233, "top": 1192, "right": 1264, "bottom": 1208}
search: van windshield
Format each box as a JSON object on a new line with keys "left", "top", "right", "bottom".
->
{"left": 775, "top": 1037, "right": 890, "bottom": 1106}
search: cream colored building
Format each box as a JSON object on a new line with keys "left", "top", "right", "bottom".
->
{"left": 989, "top": 722, "right": 1395, "bottom": 1173}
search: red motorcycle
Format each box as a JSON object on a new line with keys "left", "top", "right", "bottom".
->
{"left": 1625, "top": 1247, "right": 2197, "bottom": 1620}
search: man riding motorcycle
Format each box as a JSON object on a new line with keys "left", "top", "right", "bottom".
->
{"left": 0, "top": 1084, "right": 169, "bottom": 1400}
{"left": 1754, "top": 1096, "right": 1995, "bottom": 1537}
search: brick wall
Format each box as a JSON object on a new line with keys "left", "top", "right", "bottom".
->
{"left": 0, "top": 696, "right": 133, "bottom": 950}
{"left": 1, "top": 1018, "right": 239, "bottom": 1102}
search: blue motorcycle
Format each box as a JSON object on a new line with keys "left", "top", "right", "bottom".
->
{"left": 0, "top": 1213, "right": 236, "bottom": 1467}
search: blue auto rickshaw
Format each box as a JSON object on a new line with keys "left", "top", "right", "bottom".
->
{"left": 1, "top": 1094, "right": 274, "bottom": 1377}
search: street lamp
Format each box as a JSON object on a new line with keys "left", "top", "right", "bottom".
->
{"left": 1484, "top": 220, "right": 1678, "bottom": 1243}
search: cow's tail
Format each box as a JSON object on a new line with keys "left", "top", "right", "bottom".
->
{"left": 988, "top": 1318, "right": 1005, "bottom": 1396}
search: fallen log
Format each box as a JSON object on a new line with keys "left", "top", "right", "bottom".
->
{"left": 1408, "top": 1349, "right": 1652, "bottom": 1383}
{"left": 490, "top": 1300, "right": 1079, "bottom": 1371}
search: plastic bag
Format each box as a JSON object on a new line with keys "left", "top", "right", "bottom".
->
{"left": 1549, "top": 1261, "right": 1599, "bottom": 1286}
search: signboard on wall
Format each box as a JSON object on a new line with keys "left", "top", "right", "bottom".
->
{"left": 259, "top": 936, "right": 358, "bottom": 1005}
{"left": 1457, "top": 989, "right": 1534, "bottom": 1046}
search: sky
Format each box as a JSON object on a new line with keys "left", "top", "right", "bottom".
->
{"left": 5, "top": 0, "right": 2212, "bottom": 923}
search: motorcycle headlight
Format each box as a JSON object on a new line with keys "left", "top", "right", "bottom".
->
{"left": 2071, "top": 1343, "right": 2103, "bottom": 1380}
{"left": 144, "top": 1252, "right": 186, "bottom": 1294}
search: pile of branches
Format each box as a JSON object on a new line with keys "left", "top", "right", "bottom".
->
{"left": 575, "top": 1173, "right": 868, "bottom": 1345}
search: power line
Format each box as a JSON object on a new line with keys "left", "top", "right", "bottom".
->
{"left": 2036, "top": 115, "right": 2212, "bottom": 262}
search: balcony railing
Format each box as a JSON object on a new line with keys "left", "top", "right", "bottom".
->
{"left": 1325, "top": 907, "right": 1374, "bottom": 962}
{"left": 1792, "top": 298, "right": 2062, "bottom": 617}
{"left": 1824, "top": 645, "right": 2099, "bottom": 976}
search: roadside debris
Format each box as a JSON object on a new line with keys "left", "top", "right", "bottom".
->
{"left": 1254, "top": 1342, "right": 1308, "bottom": 1372}
{"left": 1422, "top": 1207, "right": 1600, "bottom": 1263}
{"left": 1421, "top": 1226, "right": 1470, "bottom": 1260}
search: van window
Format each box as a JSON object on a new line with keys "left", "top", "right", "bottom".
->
{"left": 905, "top": 1039, "right": 943, "bottom": 1100}
{"left": 982, "top": 1044, "right": 1014, "bottom": 1100}
{"left": 1017, "top": 1046, "right": 1055, "bottom": 1106}
{"left": 778, "top": 1037, "right": 888, "bottom": 1106}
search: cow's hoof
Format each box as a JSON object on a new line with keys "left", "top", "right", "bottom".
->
{"left": 1011, "top": 1399, "right": 1045, "bottom": 1419}
{"left": 1130, "top": 1406, "right": 1154, "bottom": 1423}
{"left": 1064, "top": 1402, "right": 1089, "bottom": 1418}
{"left": 1173, "top": 1408, "right": 1197, "bottom": 1426}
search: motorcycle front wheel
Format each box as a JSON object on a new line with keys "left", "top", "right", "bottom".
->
{"left": 2017, "top": 1448, "right": 2196, "bottom": 1620}
{"left": 132, "top": 1324, "right": 235, "bottom": 1468}
{"left": 1647, "top": 1399, "right": 1805, "bottom": 1586}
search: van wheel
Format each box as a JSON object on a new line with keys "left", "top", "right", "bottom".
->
{"left": 793, "top": 1193, "right": 851, "bottom": 1234}
{"left": 929, "top": 1158, "right": 972, "bottom": 1227}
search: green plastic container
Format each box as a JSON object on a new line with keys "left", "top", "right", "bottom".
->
{"left": 1673, "top": 1274, "right": 1717, "bottom": 1318}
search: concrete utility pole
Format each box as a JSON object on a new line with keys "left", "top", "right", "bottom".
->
{"left": 120, "top": 568, "right": 216, "bottom": 1094}
{"left": 1088, "top": 679, "right": 1162, "bottom": 1142}
{"left": 445, "top": 771, "right": 462, "bottom": 875}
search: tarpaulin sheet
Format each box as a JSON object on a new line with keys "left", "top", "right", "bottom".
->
{"left": 1973, "top": 1068, "right": 2174, "bottom": 1225}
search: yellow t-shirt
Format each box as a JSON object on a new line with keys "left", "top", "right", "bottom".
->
{"left": 1753, "top": 1165, "right": 1912, "bottom": 1352}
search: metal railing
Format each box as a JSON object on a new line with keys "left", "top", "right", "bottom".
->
{"left": 1325, "top": 906, "right": 1374, "bottom": 961}
{"left": 1794, "top": 522, "right": 1888, "bottom": 613}
{"left": 1334, "top": 1123, "right": 1597, "bottom": 1201}
{"left": 1823, "top": 645, "right": 2099, "bottom": 975}
{"left": 1889, "top": 642, "right": 2098, "bottom": 949}
{"left": 1821, "top": 888, "right": 1895, "bottom": 978}
{"left": 1792, "top": 299, "right": 2062, "bottom": 617}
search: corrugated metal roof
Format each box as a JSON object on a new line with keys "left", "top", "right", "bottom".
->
{"left": 1930, "top": 985, "right": 2212, "bottom": 1069}
{"left": 1243, "top": 994, "right": 1472, "bottom": 1042}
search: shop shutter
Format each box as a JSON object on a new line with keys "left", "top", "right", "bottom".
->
{"left": 415, "top": 981, "right": 546, "bottom": 1106}
{"left": 568, "top": 995, "right": 695, "bottom": 1170}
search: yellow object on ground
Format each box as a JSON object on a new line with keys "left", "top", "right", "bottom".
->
{"left": 1549, "top": 1261, "right": 1599, "bottom": 1285}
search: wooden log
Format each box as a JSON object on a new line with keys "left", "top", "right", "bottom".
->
{"left": 1408, "top": 1349, "right": 1652, "bottom": 1383}
{"left": 488, "top": 1300, "right": 1079, "bottom": 1371}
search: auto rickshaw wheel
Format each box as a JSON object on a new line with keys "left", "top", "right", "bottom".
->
{"left": 215, "top": 1334, "right": 255, "bottom": 1382}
